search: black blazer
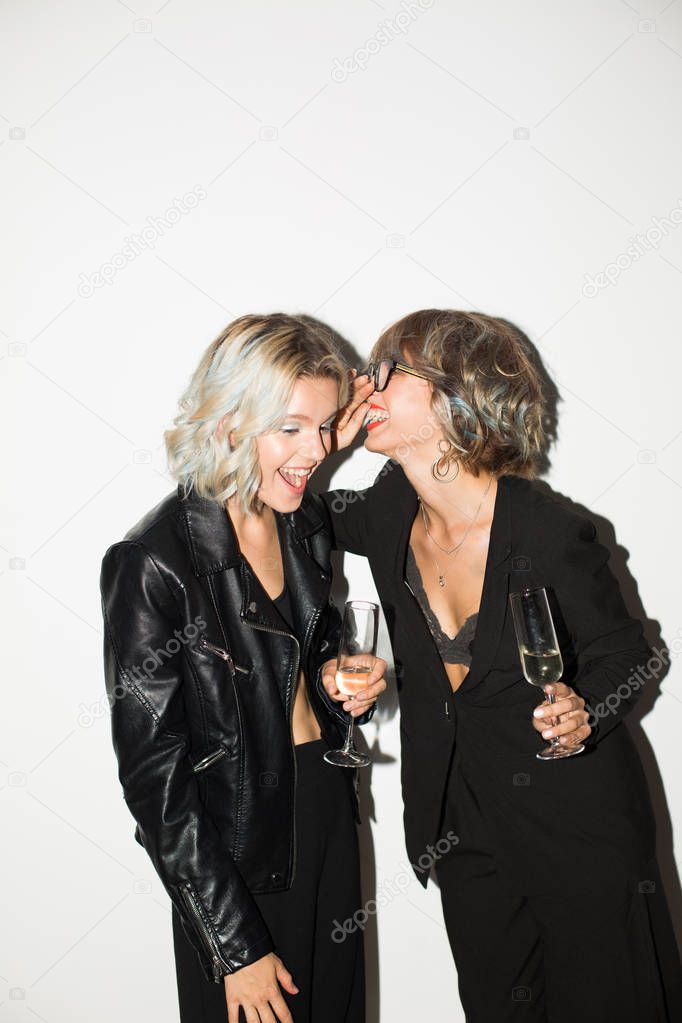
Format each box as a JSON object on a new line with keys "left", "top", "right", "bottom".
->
{"left": 320, "top": 461, "right": 657, "bottom": 893}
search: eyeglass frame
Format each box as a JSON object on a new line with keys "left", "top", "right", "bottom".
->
{"left": 363, "top": 359, "right": 432, "bottom": 392}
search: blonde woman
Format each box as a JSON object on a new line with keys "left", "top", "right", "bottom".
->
{"left": 99, "top": 314, "right": 386, "bottom": 1023}
{"left": 319, "top": 309, "right": 681, "bottom": 1022}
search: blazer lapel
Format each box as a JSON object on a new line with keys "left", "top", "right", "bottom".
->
{"left": 393, "top": 470, "right": 513, "bottom": 699}
{"left": 456, "top": 474, "right": 512, "bottom": 694}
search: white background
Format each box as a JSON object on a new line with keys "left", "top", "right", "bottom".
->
{"left": 2, "top": 1, "right": 681, "bottom": 1020}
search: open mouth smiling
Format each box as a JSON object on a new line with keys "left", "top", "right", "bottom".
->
{"left": 278, "top": 466, "right": 313, "bottom": 493}
{"left": 364, "top": 404, "right": 390, "bottom": 431}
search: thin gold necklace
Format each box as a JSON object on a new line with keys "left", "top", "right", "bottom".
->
{"left": 418, "top": 475, "right": 494, "bottom": 588}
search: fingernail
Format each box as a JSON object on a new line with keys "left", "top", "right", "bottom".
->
{"left": 542, "top": 729, "right": 552, "bottom": 738}
{"left": 534, "top": 709, "right": 544, "bottom": 718}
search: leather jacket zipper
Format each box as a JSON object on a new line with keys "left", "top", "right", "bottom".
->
{"left": 248, "top": 602, "right": 324, "bottom": 887}
{"left": 192, "top": 746, "right": 229, "bottom": 773}
{"left": 199, "top": 635, "right": 250, "bottom": 674}
{"left": 178, "top": 881, "right": 231, "bottom": 982}
{"left": 198, "top": 634, "right": 235, "bottom": 673}
{"left": 247, "top": 618, "right": 301, "bottom": 885}
{"left": 203, "top": 582, "right": 324, "bottom": 887}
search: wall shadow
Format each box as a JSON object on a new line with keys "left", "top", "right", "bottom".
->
{"left": 499, "top": 319, "right": 681, "bottom": 948}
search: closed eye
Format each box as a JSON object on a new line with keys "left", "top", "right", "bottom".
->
{"left": 281, "top": 423, "right": 335, "bottom": 435}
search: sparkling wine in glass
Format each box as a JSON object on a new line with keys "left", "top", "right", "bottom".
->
{"left": 323, "top": 600, "right": 379, "bottom": 768}
{"left": 509, "top": 586, "right": 584, "bottom": 760}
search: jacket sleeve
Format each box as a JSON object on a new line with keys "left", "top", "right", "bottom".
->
{"left": 550, "top": 514, "right": 654, "bottom": 745}
{"left": 100, "top": 540, "right": 274, "bottom": 982}
{"left": 318, "top": 486, "right": 373, "bottom": 556}
{"left": 312, "top": 596, "right": 377, "bottom": 728}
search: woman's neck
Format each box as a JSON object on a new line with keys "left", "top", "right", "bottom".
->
{"left": 399, "top": 457, "right": 497, "bottom": 535}
{"left": 225, "top": 497, "right": 277, "bottom": 549}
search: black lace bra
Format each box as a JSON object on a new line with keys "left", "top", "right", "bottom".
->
{"left": 405, "top": 545, "right": 478, "bottom": 666}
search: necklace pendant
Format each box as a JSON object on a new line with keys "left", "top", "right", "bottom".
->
{"left": 438, "top": 574, "right": 446, "bottom": 587}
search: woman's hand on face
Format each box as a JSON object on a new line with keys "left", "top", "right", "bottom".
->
{"left": 225, "top": 951, "right": 297, "bottom": 1023}
{"left": 532, "top": 682, "right": 592, "bottom": 747}
{"left": 333, "top": 370, "right": 375, "bottom": 451}
{"left": 321, "top": 655, "right": 388, "bottom": 717}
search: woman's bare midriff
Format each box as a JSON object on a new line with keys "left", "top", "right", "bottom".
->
{"left": 444, "top": 662, "right": 470, "bottom": 693}
{"left": 229, "top": 507, "right": 324, "bottom": 745}
{"left": 291, "top": 669, "right": 324, "bottom": 744}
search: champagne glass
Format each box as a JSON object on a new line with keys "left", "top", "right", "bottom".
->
{"left": 323, "top": 600, "right": 379, "bottom": 768}
{"left": 508, "top": 586, "right": 584, "bottom": 760}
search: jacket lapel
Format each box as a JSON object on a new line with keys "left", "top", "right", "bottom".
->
{"left": 456, "top": 475, "right": 512, "bottom": 693}
{"left": 179, "top": 484, "right": 328, "bottom": 636}
{"left": 179, "top": 484, "right": 241, "bottom": 577}
{"left": 239, "top": 511, "right": 329, "bottom": 637}
{"left": 390, "top": 468, "right": 512, "bottom": 697}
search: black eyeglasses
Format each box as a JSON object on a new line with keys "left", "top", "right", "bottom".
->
{"left": 363, "top": 359, "right": 431, "bottom": 392}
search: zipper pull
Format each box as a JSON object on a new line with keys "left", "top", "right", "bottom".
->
{"left": 212, "top": 955, "right": 224, "bottom": 982}
{"left": 199, "top": 635, "right": 235, "bottom": 673}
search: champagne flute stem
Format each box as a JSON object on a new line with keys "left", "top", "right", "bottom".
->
{"left": 340, "top": 702, "right": 356, "bottom": 754}
{"left": 545, "top": 689, "right": 562, "bottom": 750}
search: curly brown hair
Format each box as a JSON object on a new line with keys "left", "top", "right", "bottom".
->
{"left": 370, "top": 309, "right": 547, "bottom": 479}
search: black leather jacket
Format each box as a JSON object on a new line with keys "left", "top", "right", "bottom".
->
{"left": 99, "top": 484, "right": 375, "bottom": 984}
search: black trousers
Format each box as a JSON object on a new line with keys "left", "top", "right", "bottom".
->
{"left": 434, "top": 754, "right": 682, "bottom": 1023}
{"left": 172, "top": 737, "right": 365, "bottom": 1023}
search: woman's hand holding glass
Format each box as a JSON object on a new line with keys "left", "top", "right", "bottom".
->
{"left": 532, "top": 681, "right": 592, "bottom": 748}
{"left": 320, "top": 653, "right": 387, "bottom": 718}
{"left": 509, "top": 586, "right": 588, "bottom": 759}
{"left": 322, "top": 601, "right": 381, "bottom": 767}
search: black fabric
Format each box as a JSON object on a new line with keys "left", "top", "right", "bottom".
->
{"left": 319, "top": 467, "right": 664, "bottom": 892}
{"left": 172, "top": 737, "right": 365, "bottom": 1023}
{"left": 272, "top": 579, "right": 296, "bottom": 635}
{"left": 319, "top": 463, "right": 681, "bottom": 1009}
{"left": 434, "top": 752, "right": 682, "bottom": 1021}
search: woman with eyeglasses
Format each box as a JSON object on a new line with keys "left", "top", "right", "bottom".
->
{"left": 316, "top": 309, "right": 681, "bottom": 1022}
{"left": 100, "top": 313, "right": 386, "bottom": 1023}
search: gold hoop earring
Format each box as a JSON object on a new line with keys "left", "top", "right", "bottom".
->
{"left": 431, "top": 438, "right": 460, "bottom": 482}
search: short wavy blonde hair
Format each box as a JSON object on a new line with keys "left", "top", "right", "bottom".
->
{"left": 371, "top": 309, "right": 547, "bottom": 478}
{"left": 165, "top": 313, "right": 350, "bottom": 514}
